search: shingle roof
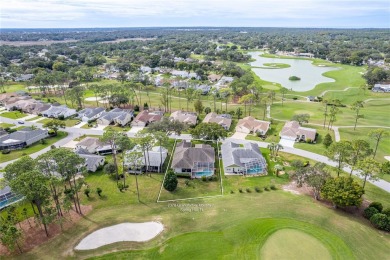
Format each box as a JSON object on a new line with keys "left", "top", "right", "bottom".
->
{"left": 203, "top": 112, "right": 232, "bottom": 129}
{"left": 280, "top": 121, "right": 316, "bottom": 140}
{"left": 132, "top": 110, "right": 163, "bottom": 124}
{"left": 221, "top": 141, "right": 266, "bottom": 168}
{"left": 171, "top": 141, "right": 215, "bottom": 168}
{"left": 125, "top": 146, "right": 168, "bottom": 167}
{"left": 236, "top": 116, "right": 270, "bottom": 133}
{"left": 170, "top": 111, "right": 197, "bottom": 125}
{"left": 78, "top": 107, "right": 105, "bottom": 119}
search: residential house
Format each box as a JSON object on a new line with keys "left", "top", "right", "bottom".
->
{"left": 74, "top": 137, "right": 113, "bottom": 155}
{"left": 26, "top": 102, "right": 51, "bottom": 115}
{"left": 170, "top": 111, "right": 197, "bottom": 125}
{"left": 15, "top": 74, "right": 34, "bottom": 82}
{"left": 208, "top": 74, "right": 222, "bottom": 82}
{"left": 372, "top": 84, "right": 390, "bottom": 93}
{"left": 0, "top": 186, "right": 23, "bottom": 210}
{"left": 203, "top": 112, "right": 232, "bottom": 130}
{"left": 171, "top": 140, "right": 215, "bottom": 178}
{"left": 131, "top": 110, "right": 164, "bottom": 127}
{"left": 236, "top": 116, "right": 270, "bottom": 135}
{"left": 3, "top": 96, "right": 32, "bottom": 110}
{"left": 76, "top": 149, "right": 105, "bottom": 172}
{"left": 280, "top": 121, "right": 317, "bottom": 142}
{"left": 97, "top": 108, "right": 134, "bottom": 126}
{"left": 41, "top": 105, "right": 77, "bottom": 118}
{"left": 0, "top": 127, "right": 48, "bottom": 151}
{"left": 125, "top": 145, "right": 168, "bottom": 173}
{"left": 214, "top": 76, "right": 234, "bottom": 89}
{"left": 77, "top": 107, "right": 105, "bottom": 122}
{"left": 195, "top": 84, "right": 211, "bottom": 95}
{"left": 5, "top": 97, "right": 35, "bottom": 111}
{"left": 221, "top": 141, "right": 267, "bottom": 175}
{"left": 140, "top": 66, "right": 152, "bottom": 74}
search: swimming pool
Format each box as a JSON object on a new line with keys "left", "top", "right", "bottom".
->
{"left": 194, "top": 171, "right": 213, "bottom": 177}
{"left": 247, "top": 168, "right": 263, "bottom": 174}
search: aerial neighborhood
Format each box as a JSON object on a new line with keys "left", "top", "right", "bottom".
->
{"left": 0, "top": 26, "right": 389, "bottom": 259}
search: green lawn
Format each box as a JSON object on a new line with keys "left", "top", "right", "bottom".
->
{"left": 25, "top": 116, "right": 41, "bottom": 121}
{"left": 338, "top": 127, "right": 390, "bottom": 163}
{"left": 38, "top": 118, "right": 80, "bottom": 127}
{"left": 262, "top": 62, "right": 291, "bottom": 69}
{"left": 0, "top": 131, "right": 68, "bottom": 163}
{"left": 0, "top": 123, "right": 14, "bottom": 128}
{"left": 1, "top": 111, "right": 27, "bottom": 119}
{"left": 271, "top": 101, "right": 390, "bottom": 127}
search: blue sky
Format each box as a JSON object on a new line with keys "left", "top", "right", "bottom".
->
{"left": 1, "top": 0, "right": 389, "bottom": 28}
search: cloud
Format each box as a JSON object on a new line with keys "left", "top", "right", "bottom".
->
{"left": 1, "top": 0, "right": 389, "bottom": 28}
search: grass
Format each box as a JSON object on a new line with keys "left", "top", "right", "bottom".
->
{"left": 105, "top": 125, "right": 131, "bottom": 132}
{"left": 38, "top": 118, "right": 80, "bottom": 127}
{"left": 0, "top": 131, "right": 68, "bottom": 163}
{"left": 260, "top": 228, "right": 332, "bottom": 260}
{"left": 1, "top": 111, "right": 27, "bottom": 119}
{"left": 25, "top": 116, "right": 41, "bottom": 121}
{"left": 271, "top": 101, "right": 390, "bottom": 127}
{"left": 262, "top": 62, "right": 291, "bottom": 69}
{"left": 0, "top": 123, "right": 14, "bottom": 128}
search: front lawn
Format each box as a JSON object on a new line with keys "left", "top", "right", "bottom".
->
{"left": 1, "top": 111, "right": 27, "bottom": 119}
{"left": 294, "top": 125, "right": 335, "bottom": 155}
{"left": 0, "top": 131, "right": 68, "bottom": 163}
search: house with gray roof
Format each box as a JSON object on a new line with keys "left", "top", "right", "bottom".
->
{"left": 41, "top": 105, "right": 77, "bottom": 118}
{"left": 171, "top": 140, "right": 215, "bottom": 178}
{"left": 75, "top": 137, "right": 113, "bottom": 155}
{"left": 97, "top": 108, "right": 134, "bottom": 126}
{"left": 0, "top": 127, "right": 48, "bottom": 151}
{"left": 0, "top": 186, "right": 24, "bottom": 210}
{"left": 372, "top": 84, "right": 390, "bottom": 93}
{"left": 76, "top": 149, "right": 105, "bottom": 172}
{"left": 77, "top": 107, "right": 105, "bottom": 122}
{"left": 221, "top": 141, "right": 267, "bottom": 175}
{"left": 125, "top": 145, "right": 168, "bottom": 173}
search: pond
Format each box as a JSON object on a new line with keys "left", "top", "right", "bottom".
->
{"left": 249, "top": 51, "right": 338, "bottom": 92}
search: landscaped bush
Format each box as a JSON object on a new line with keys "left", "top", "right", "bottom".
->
{"left": 255, "top": 187, "right": 262, "bottom": 193}
{"left": 201, "top": 175, "right": 207, "bottom": 182}
{"left": 370, "top": 213, "right": 390, "bottom": 231}
{"left": 270, "top": 185, "right": 277, "bottom": 190}
{"left": 306, "top": 138, "right": 312, "bottom": 144}
{"left": 239, "top": 188, "right": 243, "bottom": 193}
{"left": 163, "top": 170, "right": 178, "bottom": 192}
{"left": 1, "top": 149, "right": 11, "bottom": 154}
{"left": 264, "top": 187, "right": 270, "bottom": 191}
{"left": 58, "top": 115, "right": 65, "bottom": 120}
{"left": 84, "top": 188, "right": 90, "bottom": 197}
{"left": 230, "top": 190, "right": 234, "bottom": 194}
{"left": 185, "top": 179, "right": 191, "bottom": 186}
{"left": 96, "top": 187, "right": 103, "bottom": 197}
{"left": 382, "top": 208, "right": 390, "bottom": 217}
{"left": 364, "top": 207, "right": 379, "bottom": 219}
{"left": 134, "top": 105, "right": 140, "bottom": 112}
{"left": 369, "top": 202, "right": 383, "bottom": 212}
{"left": 211, "top": 175, "right": 218, "bottom": 181}
{"left": 207, "top": 176, "right": 213, "bottom": 181}
{"left": 292, "top": 97, "right": 298, "bottom": 100}
{"left": 246, "top": 188, "right": 251, "bottom": 193}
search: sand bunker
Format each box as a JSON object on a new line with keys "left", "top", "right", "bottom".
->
{"left": 75, "top": 221, "right": 163, "bottom": 250}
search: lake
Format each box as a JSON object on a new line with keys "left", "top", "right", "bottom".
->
{"left": 249, "top": 51, "right": 338, "bottom": 92}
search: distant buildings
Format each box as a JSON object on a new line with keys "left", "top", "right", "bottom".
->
{"left": 221, "top": 141, "right": 267, "bottom": 175}
{"left": 236, "top": 116, "right": 270, "bottom": 135}
{"left": 171, "top": 140, "right": 215, "bottom": 178}
{"left": 0, "top": 127, "right": 48, "bottom": 151}
{"left": 372, "top": 84, "right": 390, "bottom": 93}
{"left": 170, "top": 111, "right": 197, "bottom": 125}
{"left": 280, "top": 121, "right": 317, "bottom": 142}
{"left": 203, "top": 112, "right": 232, "bottom": 130}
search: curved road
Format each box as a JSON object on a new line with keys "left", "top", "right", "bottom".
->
{"left": 1, "top": 115, "right": 390, "bottom": 193}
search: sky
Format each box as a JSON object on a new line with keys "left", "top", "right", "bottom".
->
{"left": 1, "top": 0, "right": 389, "bottom": 28}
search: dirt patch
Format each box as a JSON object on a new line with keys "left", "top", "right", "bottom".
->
{"left": 0, "top": 205, "right": 92, "bottom": 256}
{"left": 282, "top": 181, "right": 311, "bottom": 195}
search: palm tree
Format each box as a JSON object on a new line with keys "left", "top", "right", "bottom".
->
{"left": 274, "top": 164, "right": 284, "bottom": 177}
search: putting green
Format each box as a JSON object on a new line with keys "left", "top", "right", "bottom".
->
{"left": 90, "top": 218, "right": 354, "bottom": 259}
{"left": 260, "top": 229, "right": 332, "bottom": 260}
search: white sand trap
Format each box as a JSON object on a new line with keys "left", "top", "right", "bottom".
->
{"left": 75, "top": 222, "right": 163, "bottom": 250}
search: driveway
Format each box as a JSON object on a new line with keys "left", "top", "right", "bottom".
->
{"left": 94, "top": 124, "right": 107, "bottom": 130}
{"left": 73, "top": 122, "right": 88, "bottom": 128}
{"left": 230, "top": 132, "right": 248, "bottom": 140}
{"left": 279, "top": 138, "right": 295, "bottom": 148}
{"left": 127, "top": 126, "right": 144, "bottom": 137}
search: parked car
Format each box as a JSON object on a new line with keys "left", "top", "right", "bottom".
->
{"left": 18, "top": 121, "right": 24, "bottom": 124}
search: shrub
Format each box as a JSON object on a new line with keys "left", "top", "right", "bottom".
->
{"left": 103, "top": 163, "right": 116, "bottom": 175}
{"left": 212, "top": 175, "right": 218, "bottom": 181}
{"left": 264, "top": 187, "right": 270, "bottom": 191}
{"left": 369, "top": 202, "right": 383, "bottom": 212}
{"left": 207, "top": 176, "right": 213, "bottom": 181}
{"left": 84, "top": 188, "right": 90, "bottom": 197}
{"left": 96, "top": 187, "right": 103, "bottom": 197}
{"left": 292, "top": 97, "right": 298, "bottom": 100}
{"left": 163, "top": 170, "right": 178, "bottom": 192}
{"left": 246, "top": 188, "right": 251, "bottom": 193}
{"left": 201, "top": 175, "right": 207, "bottom": 182}
{"left": 1, "top": 149, "right": 11, "bottom": 154}
{"left": 185, "top": 179, "right": 191, "bottom": 186}
{"left": 363, "top": 207, "right": 379, "bottom": 219}
{"left": 50, "top": 145, "right": 56, "bottom": 149}
{"left": 306, "top": 138, "right": 312, "bottom": 144}
{"left": 58, "top": 115, "right": 65, "bottom": 120}
{"left": 370, "top": 213, "right": 389, "bottom": 231}
{"left": 382, "top": 208, "right": 390, "bottom": 217}
{"left": 289, "top": 76, "right": 301, "bottom": 81}
{"left": 40, "top": 139, "right": 46, "bottom": 144}
{"left": 134, "top": 105, "right": 140, "bottom": 112}
{"left": 239, "top": 188, "right": 243, "bottom": 193}
{"left": 230, "top": 190, "right": 234, "bottom": 194}
{"left": 255, "top": 187, "right": 262, "bottom": 193}
{"left": 270, "top": 185, "right": 277, "bottom": 190}
{"left": 117, "top": 183, "right": 124, "bottom": 191}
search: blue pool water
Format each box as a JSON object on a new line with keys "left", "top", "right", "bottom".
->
{"left": 247, "top": 168, "right": 263, "bottom": 174}
{"left": 194, "top": 171, "right": 213, "bottom": 177}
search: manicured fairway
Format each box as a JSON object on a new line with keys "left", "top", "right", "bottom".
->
{"left": 260, "top": 228, "right": 332, "bottom": 260}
